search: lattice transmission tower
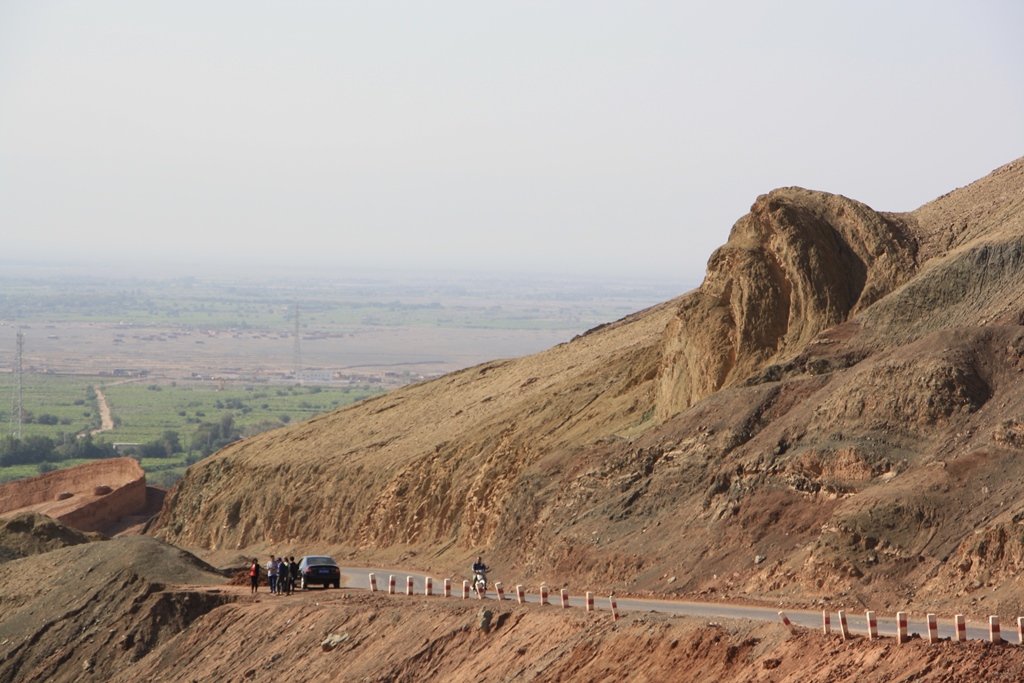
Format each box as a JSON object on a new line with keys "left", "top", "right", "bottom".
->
{"left": 292, "top": 304, "right": 302, "bottom": 381}
{"left": 10, "top": 330, "right": 23, "bottom": 439}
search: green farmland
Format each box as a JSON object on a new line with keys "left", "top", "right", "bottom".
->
{"left": 1, "top": 374, "right": 381, "bottom": 486}
{"left": 1, "top": 374, "right": 104, "bottom": 439}
{"left": 100, "top": 380, "right": 376, "bottom": 443}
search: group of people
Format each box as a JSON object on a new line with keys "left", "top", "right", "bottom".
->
{"left": 248, "top": 555, "right": 492, "bottom": 595}
{"left": 249, "top": 556, "right": 299, "bottom": 594}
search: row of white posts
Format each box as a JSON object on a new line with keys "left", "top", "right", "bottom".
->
{"left": 779, "top": 608, "right": 1021, "bottom": 644}
{"left": 372, "top": 573, "right": 1012, "bottom": 639}
{"left": 368, "top": 573, "right": 619, "bottom": 621}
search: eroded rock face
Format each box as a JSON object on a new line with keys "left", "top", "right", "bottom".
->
{"left": 656, "top": 188, "right": 918, "bottom": 419}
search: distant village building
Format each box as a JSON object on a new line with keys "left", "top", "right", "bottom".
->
{"left": 295, "top": 370, "right": 332, "bottom": 382}
{"left": 112, "top": 368, "right": 150, "bottom": 378}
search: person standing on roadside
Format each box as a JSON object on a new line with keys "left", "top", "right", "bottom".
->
{"left": 289, "top": 557, "right": 300, "bottom": 592}
{"left": 280, "top": 557, "right": 292, "bottom": 593}
{"left": 278, "top": 556, "right": 288, "bottom": 593}
{"left": 267, "top": 555, "right": 279, "bottom": 594}
{"left": 249, "top": 558, "right": 260, "bottom": 594}
{"left": 280, "top": 556, "right": 292, "bottom": 595}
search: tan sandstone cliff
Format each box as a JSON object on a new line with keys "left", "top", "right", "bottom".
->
{"left": 655, "top": 187, "right": 919, "bottom": 418}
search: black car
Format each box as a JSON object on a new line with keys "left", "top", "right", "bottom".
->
{"left": 298, "top": 555, "right": 341, "bottom": 589}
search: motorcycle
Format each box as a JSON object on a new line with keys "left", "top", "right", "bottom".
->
{"left": 473, "top": 569, "right": 488, "bottom": 595}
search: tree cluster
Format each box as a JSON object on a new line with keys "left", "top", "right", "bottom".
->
{"left": 0, "top": 434, "right": 118, "bottom": 467}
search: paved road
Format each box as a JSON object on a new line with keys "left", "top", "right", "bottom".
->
{"left": 337, "top": 567, "right": 1020, "bottom": 644}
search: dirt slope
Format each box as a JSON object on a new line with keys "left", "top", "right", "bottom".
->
{"left": 152, "top": 298, "right": 677, "bottom": 553}
{"left": 0, "top": 511, "right": 102, "bottom": 563}
{"left": 151, "top": 158, "right": 1024, "bottom": 623}
{"left": 108, "top": 591, "right": 1024, "bottom": 683}
{"left": 0, "top": 533, "right": 228, "bottom": 683}
{"left": 5, "top": 548, "right": 1024, "bottom": 683}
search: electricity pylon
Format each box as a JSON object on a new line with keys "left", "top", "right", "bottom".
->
{"left": 10, "top": 330, "right": 23, "bottom": 439}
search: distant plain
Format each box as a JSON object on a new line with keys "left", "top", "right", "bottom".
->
{"left": 0, "top": 266, "right": 687, "bottom": 484}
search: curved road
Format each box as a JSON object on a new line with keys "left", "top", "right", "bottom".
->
{"left": 337, "top": 567, "right": 1019, "bottom": 644}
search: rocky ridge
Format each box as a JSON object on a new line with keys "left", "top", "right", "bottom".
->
{"left": 151, "top": 158, "right": 1024, "bottom": 622}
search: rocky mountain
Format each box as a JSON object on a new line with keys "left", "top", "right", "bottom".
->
{"left": 152, "top": 157, "right": 1024, "bottom": 617}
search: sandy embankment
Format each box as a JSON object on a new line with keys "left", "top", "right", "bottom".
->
{"left": 0, "top": 457, "right": 146, "bottom": 533}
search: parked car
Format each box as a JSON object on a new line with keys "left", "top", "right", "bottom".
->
{"left": 298, "top": 555, "right": 341, "bottom": 589}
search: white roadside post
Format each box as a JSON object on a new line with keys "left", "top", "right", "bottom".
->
{"left": 990, "top": 616, "right": 1002, "bottom": 644}
{"left": 838, "top": 610, "right": 851, "bottom": 640}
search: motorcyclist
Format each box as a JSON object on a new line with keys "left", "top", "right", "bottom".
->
{"left": 472, "top": 556, "right": 489, "bottom": 590}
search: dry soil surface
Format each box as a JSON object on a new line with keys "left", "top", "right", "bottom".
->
{"left": 5, "top": 525, "right": 1024, "bottom": 683}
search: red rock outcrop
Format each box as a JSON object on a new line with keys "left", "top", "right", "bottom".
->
{"left": 0, "top": 458, "right": 147, "bottom": 533}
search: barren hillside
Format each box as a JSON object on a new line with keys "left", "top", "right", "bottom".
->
{"left": 5, "top": 531, "right": 1024, "bottom": 683}
{"left": 152, "top": 158, "right": 1024, "bottom": 622}
{"left": 107, "top": 592, "right": 1024, "bottom": 683}
{"left": 0, "top": 527, "right": 228, "bottom": 683}
{"left": 3, "top": 513, "right": 1022, "bottom": 683}
{"left": 0, "top": 511, "right": 101, "bottom": 563}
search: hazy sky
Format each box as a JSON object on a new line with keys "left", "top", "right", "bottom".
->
{"left": 1, "top": 1, "right": 1022, "bottom": 283}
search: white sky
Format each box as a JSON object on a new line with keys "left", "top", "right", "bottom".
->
{"left": 1, "top": 1, "right": 1022, "bottom": 284}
